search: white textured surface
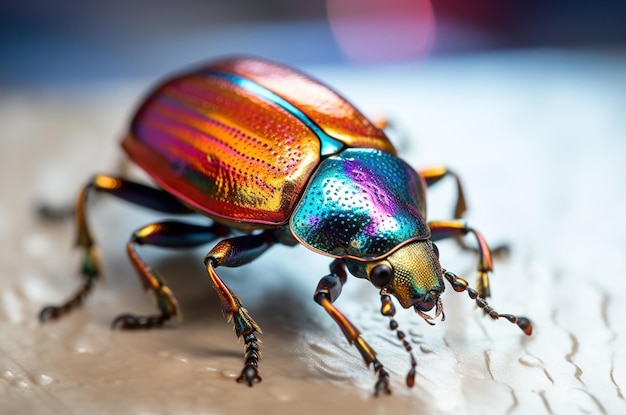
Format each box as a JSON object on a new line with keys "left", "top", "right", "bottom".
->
{"left": 2, "top": 49, "right": 626, "bottom": 414}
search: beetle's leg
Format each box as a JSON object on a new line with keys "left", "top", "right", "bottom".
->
{"left": 39, "top": 175, "right": 195, "bottom": 323}
{"left": 203, "top": 230, "right": 279, "bottom": 387}
{"left": 420, "top": 166, "right": 509, "bottom": 257}
{"left": 429, "top": 220, "right": 493, "bottom": 298}
{"left": 371, "top": 117, "right": 390, "bottom": 130}
{"left": 443, "top": 270, "right": 533, "bottom": 336}
{"left": 111, "top": 220, "right": 231, "bottom": 329}
{"left": 314, "top": 259, "right": 391, "bottom": 396}
{"left": 419, "top": 166, "right": 467, "bottom": 219}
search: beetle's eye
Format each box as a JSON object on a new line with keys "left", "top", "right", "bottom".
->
{"left": 432, "top": 243, "right": 439, "bottom": 258}
{"left": 369, "top": 263, "right": 393, "bottom": 288}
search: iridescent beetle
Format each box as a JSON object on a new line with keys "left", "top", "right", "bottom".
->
{"left": 40, "top": 56, "right": 532, "bottom": 395}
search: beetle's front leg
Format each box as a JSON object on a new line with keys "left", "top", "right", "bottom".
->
{"left": 314, "top": 259, "right": 391, "bottom": 396}
{"left": 429, "top": 220, "right": 494, "bottom": 298}
{"left": 203, "top": 230, "right": 279, "bottom": 386}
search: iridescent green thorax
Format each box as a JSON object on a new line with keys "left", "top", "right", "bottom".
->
{"left": 290, "top": 148, "right": 429, "bottom": 260}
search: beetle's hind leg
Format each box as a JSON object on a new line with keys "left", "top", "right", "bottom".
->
{"left": 111, "top": 220, "right": 230, "bottom": 329}
{"left": 314, "top": 259, "right": 391, "bottom": 396}
{"left": 39, "top": 175, "right": 196, "bottom": 323}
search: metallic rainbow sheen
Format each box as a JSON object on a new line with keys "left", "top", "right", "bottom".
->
{"left": 121, "top": 57, "right": 395, "bottom": 228}
{"left": 210, "top": 57, "right": 396, "bottom": 155}
{"left": 290, "top": 148, "right": 430, "bottom": 260}
{"left": 204, "top": 71, "right": 345, "bottom": 156}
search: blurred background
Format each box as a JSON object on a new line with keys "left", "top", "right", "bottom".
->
{"left": 1, "top": 0, "right": 625, "bottom": 85}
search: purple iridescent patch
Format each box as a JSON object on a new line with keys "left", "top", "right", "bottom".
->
{"left": 290, "top": 148, "right": 430, "bottom": 260}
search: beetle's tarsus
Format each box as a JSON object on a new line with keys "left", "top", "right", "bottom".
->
{"left": 38, "top": 305, "right": 62, "bottom": 322}
{"left": 37, "top": 203, "right": 75, "bottom": 221}
{"left": 235, "top": 333, "right": 262, "bottom": 386}
{"left": 38, "top": 301, "right": 78, "bottom": 323}
{"left": 38, "top": 277, "right": 95, "bottom": 323}
{"left": 111, "top": 313, "right": 169, "bottom": 329}
{"left": 374, "top": 365, "right": 391, "bottom": 396}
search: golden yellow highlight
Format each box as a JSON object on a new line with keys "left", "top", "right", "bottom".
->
{"left": 385, "top": 240, "right": 442, "bottom": 309}
{"left": 418, "top": 165, "right": 448, "bottom": 178}
{"left": 134, "top": 223, "right": 161, "bottom": 240}
{"left": 93, "top": 175, "right": 121, "bottom": 190}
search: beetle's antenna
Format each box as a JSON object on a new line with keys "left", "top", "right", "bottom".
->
{"left": 380, "top": 294, "right": 417, "bottom": 387}
{"left": 442, "top": 270, "right": 533, "bottom": 336}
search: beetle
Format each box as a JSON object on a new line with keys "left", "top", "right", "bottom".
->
{"left": 39, "top": 56, "right": 532, "bottom": 396}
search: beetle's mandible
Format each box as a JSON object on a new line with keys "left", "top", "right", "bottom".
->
{"left": 39, "top": 56, "right": 532, "bottom": 396}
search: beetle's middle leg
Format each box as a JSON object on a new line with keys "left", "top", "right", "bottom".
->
{"left": 111, "top": 220, "right": 231, "bottom": 329}
{"left": 203, "top": 230, "right": 280, "bottom": 387}
{"left": 314, "top": 259, "right": 391, "bottom": 396}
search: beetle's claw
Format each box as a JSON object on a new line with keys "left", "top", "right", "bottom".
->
{"left": 236, "top": 364, "right": 262, "bottom": 386}
{"left": 111, "top": 314, "right": 137, "bottom": 329}
{"left": 39, "top": 305, "right": 62, "bottom": 323}
{"left": 374, "top": 368, "right": 391, "bottom": 396}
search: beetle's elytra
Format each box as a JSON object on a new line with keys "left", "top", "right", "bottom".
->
{"left": 40, "top": 56, "right": 532, "bottom": 396}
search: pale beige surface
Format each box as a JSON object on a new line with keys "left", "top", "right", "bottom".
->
{"left": 2, "top": 50, "right": 626, "bottom": 414}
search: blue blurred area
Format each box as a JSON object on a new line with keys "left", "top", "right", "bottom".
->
{"left": 1, "top": 0, "right": 625, "bottom": 85}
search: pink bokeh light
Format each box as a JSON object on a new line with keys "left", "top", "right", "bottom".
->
{"left": 327, "top": 0, "right": 436, "bottom": 62}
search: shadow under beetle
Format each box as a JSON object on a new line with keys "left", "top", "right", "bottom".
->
{"left": 39, "top": 56, "right": 532, "bottom": 396}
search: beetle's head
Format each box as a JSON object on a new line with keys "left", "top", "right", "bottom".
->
{"left": 346, "top": 240, "right": 445, "bottom": 322}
